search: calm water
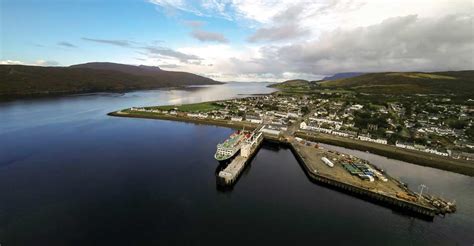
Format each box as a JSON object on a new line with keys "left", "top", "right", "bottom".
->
{"left": 0, "top": 83, "right": 473, "bottom": 245}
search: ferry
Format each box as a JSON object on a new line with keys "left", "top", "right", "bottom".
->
{"left": 214, "top": 130, "right": 251, "bottom": 162}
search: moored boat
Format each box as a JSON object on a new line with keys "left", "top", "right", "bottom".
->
{"left": 214, "top": 130, "right": 251, "bottom": 161}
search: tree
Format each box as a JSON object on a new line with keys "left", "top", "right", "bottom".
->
{"left": 301, "top": 106, "right": 310, "bottom": 115}
{"left": 448, "top": 119, "right": 468, "bottom": 129}
{"left": 466, "top": 126, "right": 474, "bottom": 140}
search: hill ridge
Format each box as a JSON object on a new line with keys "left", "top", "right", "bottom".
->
{"left": 0, "top": 62, "right": 221, "bottom": 98}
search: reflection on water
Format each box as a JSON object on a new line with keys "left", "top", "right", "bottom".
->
{"left": 0, "top": 82, "right": 276, "bottom": 135}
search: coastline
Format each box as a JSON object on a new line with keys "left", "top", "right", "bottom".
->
{"left": 295, "top": 131, "right": 474, "bottom": 177}
{"left": 287, "top": 141, "right": 439, "bottom": 219}
{"left": 108, "top": 111, "right": 258, "bottom": 130}
{"left": 0, "top": 83, "right": 223, "bottom": 101}
{"left": 109, "top": 109, "right": 456, "bottom": 218}
{"left": 109, "top": 110, "right": 474, "bottom": 177}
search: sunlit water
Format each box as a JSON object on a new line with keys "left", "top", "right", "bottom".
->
{"left": 0, "top": 83, "right": 472, "bottom": 245}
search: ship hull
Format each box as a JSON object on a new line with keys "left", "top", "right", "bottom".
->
{"left": 214, "top": 148, "right": 240, "bottom": 162}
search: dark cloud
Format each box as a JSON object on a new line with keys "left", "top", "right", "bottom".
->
{"left": 241, "top": 14, "right": 474, "bottom": 76}
{"left": 184, "top": 20, "right": 205, "bottom": 28}
{"left": 248, "top": 4, "right": 309, "bottom": 42}
{"left": 58, "top": 41, "right": 77, "bottom": 48}
{"left": 81, "top": 38, "right": 132, "bottom": 47}
{"left": 142, "top": 46, "right": 202, "bottom": 63}
{"left": 159, "top": 64, "right": 180, "bottom": 69}
{"left": 191, "top": 29, "right": 228, "bottom": 43}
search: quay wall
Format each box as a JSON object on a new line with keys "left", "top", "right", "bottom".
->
{"left": 287, "top": 142, "right": 437, "bottom": 219}
{"left": 295, "top": 131, "right": 474, "bottom": 177}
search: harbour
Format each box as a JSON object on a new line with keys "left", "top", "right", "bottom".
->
{"left": 109, "top": 97, "right": 459, "bottom": 219}
{"left": 211, "top": 123, "right": 456, "bottom": 218}
{"left": 2, "top": 83, "right": 472, "bottom": 245}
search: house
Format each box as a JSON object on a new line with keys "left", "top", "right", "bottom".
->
{"left": 246, "top": 115, "right": 263, "bottom": 124}
{"left": 332, "top": 131, "right": 349, "bottom": 137}
{"left": 350, "top": 104, "right": 364, "bottom": 110}
{"left": 187, "top": 113, "right": 200, "bottom": 118}
{"left": 300, "top": 121, "right": 307, "bottom": 129}
{"left": 287, "top": 112, "right": 299, "bottom": 119}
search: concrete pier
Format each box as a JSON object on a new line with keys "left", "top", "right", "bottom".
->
{"left": 288, "top": 140, "right": 441, "bottom": 218}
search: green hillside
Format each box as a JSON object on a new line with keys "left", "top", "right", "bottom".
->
{"left": 270, "top": 71, "right": 474, "bottom": 95}
{"left": 268, "top": 79, "right": 315, "bottom": 91}
{"left": 0, "top": 63, "right": 221, "bottom": 98}
{"left": 320, "top": 71, "right": 474, "bottom": 95}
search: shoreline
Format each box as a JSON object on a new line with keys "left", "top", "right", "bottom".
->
{"left": 0, "top": 83, "right": 223, "bottom": 101}
{"left": 108, "top": 111, "right": 258, "bottom": 130}
{"left": 109, "top": 110, "right": 474, "bottom": 177}
{"left": 109, "top": 109, "right": 457, "bottom": 218}
{"left": 295, "top": 131, "right": 474, "bottom": 177}
{"left": 287, "top": 141, "right": 439, "bottom": 219}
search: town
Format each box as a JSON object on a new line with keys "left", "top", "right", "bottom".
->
{"left": 123, "top": 92, "right": 474, "bottom": 162}
{"left": 110, "top": 91, "right": 464, "bottom": 218}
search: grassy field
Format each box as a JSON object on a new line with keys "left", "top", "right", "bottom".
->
{"left": 147, "top": 101, "right": 224, "bottom": 113}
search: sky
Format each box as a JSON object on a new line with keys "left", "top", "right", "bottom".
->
{"left": 1, "top": 0, "right": 473, "bottom": 82}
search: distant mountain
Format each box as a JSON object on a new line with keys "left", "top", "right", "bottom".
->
{"left": 70, "top": 62, "right": 164, "bottom": 76}
{"left": 320, "top": 71, "right": 474, "bottom": 94}
{"left": 322, "top": 72, "right": 364, "bottom": 81}
{"left": 0, "top": 62, "right": 221, "bottom": 98}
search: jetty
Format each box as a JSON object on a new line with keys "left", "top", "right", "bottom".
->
{"left": 288, "top": 139, "right": 456, "bottom": 218}
{"left": 214, "top": 124, "right": 456, "bottom": 219}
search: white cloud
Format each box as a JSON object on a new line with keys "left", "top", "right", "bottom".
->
{"left": 0, "top": 60, "right": 24, "bottom": 65}
{"left": 0, "top": 60, "right": 60, "bottom": 66}
{"left": 144, "top": 0, "right": 474, "bottom": 81}
{"left": 35, "top": 60, "right": 60, "bottom": 66}
{"left": 176, "top": 13, "right": 473, "bottom": 81}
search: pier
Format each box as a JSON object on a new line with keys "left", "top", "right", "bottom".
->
{"left": 288, "top": 140, "right": 443, "bottom": 218}
{"left": 215, "top": 124, "right": 456, "bottom": 218}
{"left": 217, "top": 131, "right": 264, "bottom": 186}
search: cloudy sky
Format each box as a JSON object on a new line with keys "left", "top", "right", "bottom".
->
{"left": 1, "top": 0, "right": 473, "bottom": 81}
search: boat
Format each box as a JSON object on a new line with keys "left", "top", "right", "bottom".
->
{"left": 214, "top": 130, "right": 251, "bottom": 161}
